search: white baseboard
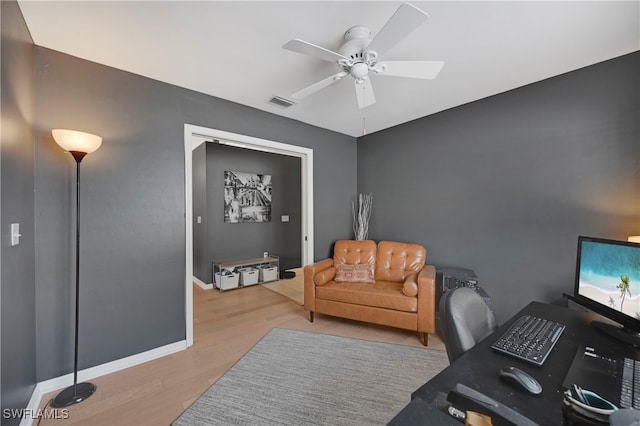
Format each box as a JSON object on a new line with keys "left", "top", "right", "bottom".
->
{"left": 19, "top": 340, "right": 187, "bottom": 426}
{"left": 193, "top": 276, "right": 214, "bottom": 290}
{"left": 19, "top": 385, "right": 44, "bottom": 426}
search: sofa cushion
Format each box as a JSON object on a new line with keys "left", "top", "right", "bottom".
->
{"left": 333, "top": 240, "right": 377, "bottom": 268}
{"left": 315, "top": 280, "right": 418, "bottom": 312}
{"left": 375, "top": 241, "right": 426, "bottom": 283}
{"left": 334, "top": 264, "right": 375, "bottom": 284}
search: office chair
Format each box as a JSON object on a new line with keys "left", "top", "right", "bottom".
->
{"left": 439, "top": 287, "right": 498, "bottom": 363}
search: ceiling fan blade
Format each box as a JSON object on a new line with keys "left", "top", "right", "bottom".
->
{"left": 378, "top": 61, "right": 444, "bottom": 79}
{"left": 291, "top": 72, "right": 348, "bottom": 100}
{"left": 355, "top": 78, "right": 376, "bottom": 109}
{"left": 283, "top": 39, "right": 348, "bottom": 63}
{"left": 366, "top": 3, "right": 429, "bottom": 56}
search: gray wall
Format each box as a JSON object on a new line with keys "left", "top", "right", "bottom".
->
{"left": 357, "top": 52, "right": 640, "bottom": 324}
{"left": 1, "top": 1, "right": 37, "bottom": 423}
{"left": 34, "top": 47, "right": 356, "bottom": 381}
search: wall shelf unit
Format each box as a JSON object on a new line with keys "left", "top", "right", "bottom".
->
{"left": 213, "top": 255, "right": 279, "bottom": 291}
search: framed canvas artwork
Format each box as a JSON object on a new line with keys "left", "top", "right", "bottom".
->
{"left": 224, "top": 171, "right": 272, "bottom": 223}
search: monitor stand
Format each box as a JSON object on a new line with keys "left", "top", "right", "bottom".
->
{"left": 591, "top": 320, "right": 640, "bottom": 347}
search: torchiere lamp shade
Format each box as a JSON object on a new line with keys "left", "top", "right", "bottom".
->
{"left": 52, "top": 129, "right": 102, "bottom": 154}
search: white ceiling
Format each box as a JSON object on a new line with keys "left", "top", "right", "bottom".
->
{"left": 18, "top": 1, "right": 640, "bottom": 138}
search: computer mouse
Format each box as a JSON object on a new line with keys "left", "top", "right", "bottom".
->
{"left": 499, "top": 366, "right": 542, "bottom": 395}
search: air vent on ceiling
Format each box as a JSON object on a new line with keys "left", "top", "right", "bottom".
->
{"left": 267, "top": 96, "right": 296, "bottom": 108}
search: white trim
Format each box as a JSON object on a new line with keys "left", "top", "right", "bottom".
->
{"left": 184, "top": 124, "right": 195, "bottom": 347}
{"left": 18, "top": 340, "right": 187, "bottom": 426}
{"left": 193, "top": 276, "right": 213, "bottom": 290}
{"left": 184, "top": 124, "right": 315, "bottom": 348}
{"left": 301, "top": 150, "right": 314, "bottom": 264}
{"left": 19, "top": 386, "right": 43, "bottom": 426}
{"left": 37, "top": 340, "right": 187, "bottom": 393}
{"left": 188, "top": 125, "right": 315, "bottom": 264}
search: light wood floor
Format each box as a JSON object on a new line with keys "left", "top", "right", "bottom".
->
{"left": 261, "top": 267, "right": 304, "bottom": 304}
{"left": 38, "top": 283, "right": 445, "bottom": 425}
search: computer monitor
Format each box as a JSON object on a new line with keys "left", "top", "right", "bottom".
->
{"left": 572, "top": 235, "right": 640, "bottom": 347}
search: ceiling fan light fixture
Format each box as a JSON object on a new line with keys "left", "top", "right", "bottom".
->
{"left": 351, "top": 62, "right": 369, "bottom": 79}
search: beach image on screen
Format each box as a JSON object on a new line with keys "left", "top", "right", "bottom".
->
{"left": 578, "top": 241, "right": 640, "bottom": 319}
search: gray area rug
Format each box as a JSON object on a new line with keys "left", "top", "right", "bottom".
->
{"left": 173, "top": 328, "right": 449, "bottom": 425}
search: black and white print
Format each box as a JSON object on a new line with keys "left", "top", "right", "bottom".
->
{"left": 224, "top": 171, "right": 272, "bottom": 223}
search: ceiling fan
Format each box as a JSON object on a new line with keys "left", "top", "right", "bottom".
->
{"left": 282, "top": 2, "right": 444, "bottom": 109}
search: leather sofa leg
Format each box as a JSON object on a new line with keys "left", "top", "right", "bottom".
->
{"left": 421, "top": 332, "right": 428, "bottom": 346}
{"left": 309, "top": 311, "right": 314, "bottom": 323}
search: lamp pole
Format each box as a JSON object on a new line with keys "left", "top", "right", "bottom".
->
{"left": 74, "top": 151, "right": 89, "bottom": 399}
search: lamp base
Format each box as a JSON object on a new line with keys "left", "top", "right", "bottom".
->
{"left": 50, "top": 382, "right": 96, "bottom": 408}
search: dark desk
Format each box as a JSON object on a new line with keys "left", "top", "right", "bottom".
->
{"left": 404, "top": 301, "right": 633, "bottom": 425}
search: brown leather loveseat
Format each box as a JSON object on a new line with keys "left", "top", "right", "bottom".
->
{"left": 304, "top": 240, "right": 437, "bottom": 345}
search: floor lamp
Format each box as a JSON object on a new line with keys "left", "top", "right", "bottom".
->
{"left": 51, "top": 129, "right": 102, "bottom": 408}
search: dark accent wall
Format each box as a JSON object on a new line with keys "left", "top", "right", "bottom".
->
{"left": 357, "top": 52, "right": 640, "bottom": 324}
{"left": 193, "top": 142, "right": 301, "bottom": 284}
{"left": 34, "top": 47, "right": 355, "bottom": 380}
{"left": 1, "top": 1, "right": 37, "bottom": 423}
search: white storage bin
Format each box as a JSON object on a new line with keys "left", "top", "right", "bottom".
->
{"left": 238, "top": 268, "right": 259, "bottom": 286}
{"left": 215, "top": 272, "right": 239, "bottom": 290}
{"left": 258, "top": 266, "right": 279, "bottom": 282}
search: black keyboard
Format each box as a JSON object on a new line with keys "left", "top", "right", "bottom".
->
{"left": 621, "top": 357, "right": 640, "bottom": 409}
{"left": 491, "top": 315, "right": 565, "bottom": 366}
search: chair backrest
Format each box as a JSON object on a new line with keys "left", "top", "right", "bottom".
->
{"left": 440, "top": 287, "right": 498, "bottom": 363}
{"left": 375, "top": 241, "right": 426, "bottom": 282}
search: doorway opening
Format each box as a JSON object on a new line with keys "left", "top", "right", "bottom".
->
{"left": 183, "top": 124, "right": 314, "bottom": 346}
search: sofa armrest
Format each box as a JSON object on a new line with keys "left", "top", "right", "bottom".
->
{"left": 417, "top": 265, "right": 437, "bottom": 334}
{"left": 304, "top": 258, "right": 334, "bottom": 311}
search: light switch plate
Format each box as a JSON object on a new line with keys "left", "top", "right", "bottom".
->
{"left": 11, "top": 223, "right": 21, "bottom": 246}
{"left": 281, "top": 215, "right": 290, "bottom": 222}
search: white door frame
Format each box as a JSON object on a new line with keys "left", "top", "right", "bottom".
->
{"left": 183, "top": 123, "right": 314, "bottom": 346}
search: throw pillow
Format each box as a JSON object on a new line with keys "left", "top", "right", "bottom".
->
{"left": 334, "top": 263, "right": 375, "bottom": 284}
